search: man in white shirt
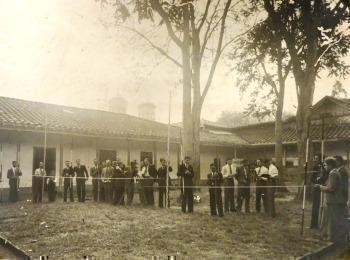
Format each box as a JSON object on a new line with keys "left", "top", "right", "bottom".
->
{"left": 255, "top": 159, "right": 269, "bottom": 213}
{"left": 139, "top": 158, "right": 157, "bottom": 206}
{"left": 221, "top": 158, "right": 236, "bottom": 212}
{"left": 33, "top": 162, "right": 46, "bottom": 203}
{"left": 267, "top": 160, "right": 279, "bottom": 217}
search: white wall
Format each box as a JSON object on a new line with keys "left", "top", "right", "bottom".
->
{"left": 0, "top": 129, "right": 238, "bottom": 187}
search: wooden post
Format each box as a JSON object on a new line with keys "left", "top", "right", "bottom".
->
{"left": 127, "top": 139, "right": 130, "bottom": 166}
{"left": 153, "top": 142, "right": 157, "bottom": 168}
{"left": 59, "top": 136, "right": 63, "bottom": 190}
{"left": 347, "top": 141, "right": 349, "bottom": 169}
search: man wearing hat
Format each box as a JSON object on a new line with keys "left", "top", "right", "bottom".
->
{"left": 63, "top": 160, "right": 74, "bottom": 202}
{"left": 157, "top": 158, "right": 173, "bottom": 208}
{"left": 221, "top": 158, "right": 236, "bottom": 213}
{"left": 177, "top": 156, "right": 194, "bottom": 213}
{"left": 235, "top": 159, "right": 251, "bottom": 213}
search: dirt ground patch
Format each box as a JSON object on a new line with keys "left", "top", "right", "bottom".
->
{"left": 0, "top": 190, "right": 327, "bottom": 259}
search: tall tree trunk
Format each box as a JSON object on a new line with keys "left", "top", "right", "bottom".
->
{"left": 275, "top": 42, "right": 287, "bottom": 191}
{"left": 275, "top": 83, "right": 286, "bottom": 191}
{"left": 181, "top": 3, "right": 194, "bottom": 162}
{"left": 295, "top": 77, "right": 315, "bottom": 200}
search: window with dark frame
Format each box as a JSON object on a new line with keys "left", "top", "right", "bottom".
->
{"left": 140, "top": 151, "right": 153, "bottom": 164}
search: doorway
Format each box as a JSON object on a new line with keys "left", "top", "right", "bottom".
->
{"left": 33, "top": 147, "right": 56, "bottom": 176}
{"left": 99, "top": 150, "right": 117, "bottom": 162}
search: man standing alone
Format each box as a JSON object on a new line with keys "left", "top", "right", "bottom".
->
{"left": 74, "top": 159, "right": 88, "bottom": 202}
{"left": 221, "top": 158, "right": 236, "bottom": 213}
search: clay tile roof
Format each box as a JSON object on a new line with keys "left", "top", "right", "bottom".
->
{"left": 0, "top": 96, "right": 248, "bottom": 146}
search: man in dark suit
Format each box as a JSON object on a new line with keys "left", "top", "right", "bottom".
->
{"left": 63, "top": 161, "right": 74, "bottom": 202}
{"left": 207, "top": 163, "right": 224, "bottom": 217}
{"left": 125, "top": 160, "right": 138, "bottom": 205}
{"left": 235, "top": 159, "right": 251, "bottom": 213}
{"left": 310, "top": 154, "right": 327, "bottom": 228}
{"left": 221, "top": 158, "right": 236, "bottom": 213}
{"left": 177, "top": 156, "right": 194, "bottom": 213}
{"left": 113, "top": 160, "right": 126, "bottom": 205}
{"left": 335, "top": 155, "right": 349, "bottom": 239}
{"left": 74, "top": 159, "right": 89, "bottom": 202}
{"left": 157, "top": 158, "right": 172, "bottom": 208}
{"left": 102, "top": 160, "right": 114, "bottom": 203}
{"left": 7, "top": 161, "right": 22, "bottom": 202}
{"left": 90, "top": 159, "right": 101, "bottom": 202}
{"left": 139, "top": 157, "right": 157, "bottom": 206}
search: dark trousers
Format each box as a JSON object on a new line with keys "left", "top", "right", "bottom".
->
{"left": 114, "top": 186, "right": 125, "bottom": 205}
{"left": 266, "top": 179, "right": 276, "bottom": 217}
{"left": 76, "top": 180, "right": 86, "bottom": 202}
{"left": 138, "top": 180, "right": 146, "bottom": 205}
{"left": 63, "top": 181, "right": 74, "bottom": 202}
{"left": 310, "top": 187, "right": 321, "bottom": 229}
{"left": 181, "top": 187, "right": 193, "bottom": 213}
{"left": 256, "top": 180, "right": 268, "bottom": 213}
{"left": 33, "top": 177, "right": 43, "bottom": 203}
{"left": 224, "top": 178, "right": 235, "bottom": 212}
{"left": 47, "top": 182, "right": 56, "bottom": 202}
{"left": 159, "top": 187, "right": 166, "bottom": 208}
{"left": 209, "top": 188, "right": 224, "bottom": 216}
{"left": 103, "top": 182, "right": 112, "bottom": 203}
{"left": 143, "top": 178, "right": 154, "bottom": 206}
{"left": 125, "top": 181, "right": 134, "bottom": 205}
{"left": 237, "top": 185, "right": 250, "bottom": 213}
{"left": 92, "top": 179, "right": 99, "bottom": 202}
{"left": 9, "top": 179, "right": 19, "bottom": 202}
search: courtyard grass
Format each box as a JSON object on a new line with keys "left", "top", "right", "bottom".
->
{"left": 0, "top": 191, "right": 328, "bottom": 259}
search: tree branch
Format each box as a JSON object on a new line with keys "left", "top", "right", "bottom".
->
{"left": 198, "top": 0, "right": 212, "bottom": 32}
{"left": 200, "top": 0, "right": 232, "bottom": 106}
{"left": 200, "top": 0, "right": 221, "bottom": 59}
{"left": 123, "top": 26, "right": 182, "bottom": 68}
{"left": 150, "top": 0, "right": 183, "bottom": 48}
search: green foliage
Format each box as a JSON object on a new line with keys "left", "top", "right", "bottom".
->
{"left": 331, "top": 80, "right": 348, "bottom": 98}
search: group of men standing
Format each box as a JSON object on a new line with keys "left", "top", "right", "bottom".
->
{"left": 310, "top": 155, "right": 349, "bottom": 244}
{"left": 4, "top": 156, "right": 279, "bottom": 219}
{"left": 60, "top": 157, "right": 173, "bottom": 208}
{"left": 207, "top": 158, "right": 279, "bottom": 217}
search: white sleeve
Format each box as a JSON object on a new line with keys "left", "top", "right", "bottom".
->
{"left": 269, "top": 165, "right": 278, "bottom": 178}
{"left": 138, "top": 166, "right": 145, "bottom": 177}
{"left": 222, "top": 166, "right": 228, "bottom": 178}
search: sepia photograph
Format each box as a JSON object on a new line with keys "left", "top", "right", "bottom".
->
{"left": 0, "top": 0, "right": 350, "bottom": 259}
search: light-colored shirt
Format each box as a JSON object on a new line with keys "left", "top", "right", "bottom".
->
{"left": 34, "top": 168, "right": 45, "bottom": 176}
{"left": 268, "top": 164, "right": 279, "bottom": 178}
{"left": 255, "top": 166, "right": 269, "bottom": 177}
{"left": 140, "top": 165, "right": 150, "bottom": 177}
{"left": 222, "top": 164, "right": 235, "bottom": 178}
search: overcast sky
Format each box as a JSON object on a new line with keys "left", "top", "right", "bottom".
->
{"left": 0, "top": 0, "right": 349, "bottom": 124}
